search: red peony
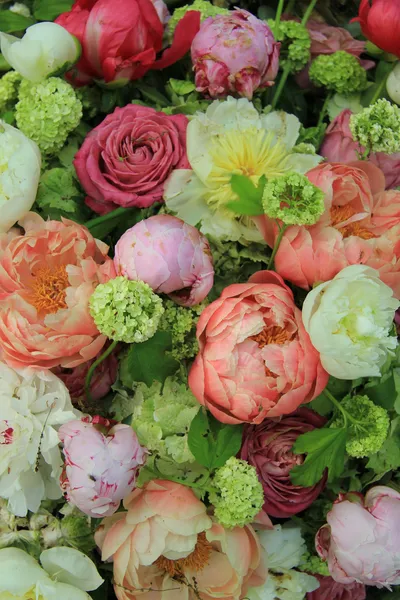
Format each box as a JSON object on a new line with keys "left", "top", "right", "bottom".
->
{"left": 353, "top": 0, "right": 400, "bottom": 59}
{"left": 306, "top": 575, "right": 366, "bottom": 600}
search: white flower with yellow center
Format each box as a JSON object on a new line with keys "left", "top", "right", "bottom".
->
{"left": 164, "top": 96, "right": 321, "bottom": 242}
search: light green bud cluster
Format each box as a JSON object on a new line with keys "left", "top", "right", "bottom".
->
{"left": 209, "top": 457, "right": 264, "bottom": 529}
{"left": 159, "top": 299, "right": 206, "bottom": 361}
{"left": 350, "top": 98, "right": 400, "bottom": 154}
{"left": 168, "top": 0, "right": 229, "bottom": 37}
{"left": 299, "top": 553, "right": 330, "bottom": 576}
{"left": 309, "top": 51, "right": 368, "bottom": 95}
{"left": 89, "top": 276, "right": 164, "bottom": 344}
{"left": 16, "top": 77, "right": 82, "bottom": 155}
{"left": 331, "top": 395, "right": 390, "bottom": 458}
{"left": 0, "top": 71, "right": 21, "bottom": 113}
{"left": 271, "top": 19, "right": 311, "bottom": 73}
{"left": 262, "top": 171, "right": 325, "bottom": 226}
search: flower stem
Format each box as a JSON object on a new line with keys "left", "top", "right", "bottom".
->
{"left": 271, "top": 63, "right": 291, "bottom": 110}
{"left": 267, "top": 223, "right": 288, "bottom": 270}
{"left": 84, "top": 207, "right": 136, "bottom": 232}
{"left": 323, "top": 388, "right": 369, "bottom": 433}
{"left": 301, "top": 0, "right": 318, "bottom": 26}
{"left": 317, "top": 94, "right": 331, "bottom": 128}
{"left": 274, "top": 0, "right": 285, "bottom": 36}
{"left": 284, "top": 0, "right": 295, "bottom": 15}
{"left": 85, "top": 340, "right": 118, "bottom": 404}
{"left": 370, "top": 62, "right": 394, "bottom": 104}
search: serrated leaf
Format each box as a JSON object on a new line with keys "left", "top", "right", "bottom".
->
{"left": 33, "top": 0, "right": 73, "bottom": 21}
{"left": 366, "top": 416, "right": 400, "bottom": 476}
{"left": 119, "top": 331, "right": 179, "bottom": 388}
{"left": 212, "top": 422, "right": 243, "bottom": 468}
{"left": 290, "top": 427, "right": 348, "bottom": 487}
{"left": 227, "top": 174, "right": 265, "bottom": 216}
{"left": 188, "top": 409, "right": 213, "bottom": 468}
{"left": 188, "top": 410, "right": 243, "bottom": 470}
{"left": 169, "top": 79, "right": 196, "bottom": 96}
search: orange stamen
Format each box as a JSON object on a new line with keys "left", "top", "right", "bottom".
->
{"left": 330, "top": 205, "right": 376, "bottom": 240}
{"left": 155, "top": 532, "right": 212, "bottom": 577}
{"left": 28, "top": 265, "right": 69, "bottom": 314}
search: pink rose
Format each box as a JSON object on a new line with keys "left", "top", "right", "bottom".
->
{"left": 188, "top": 270, "right": 328, "bottom": 424}
{"left": 316, "top": 486, "right": 400, "bottom": 587}
{"left": 320, "top": 110, "right": 400, "bottom": 189}
{"left": 240, "top": 408, "right": 327, "bottom": 518}
{"left": 306, "top": 575, "right": 366, "bottom": 600}
{"left": 59, "top": 416, "right": 146, "bottom": 518}
{"left": 114, "top": 215, "right": 214, "bottom": 306}
{"left": 74, "top": 104, "right": 190, "bottom": 215}
{"left": 0, "top": 212, "right": 115, "bottom": 370}
{"left": 191, "top": 9, "right": 280, "bottom": 99}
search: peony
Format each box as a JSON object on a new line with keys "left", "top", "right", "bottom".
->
{"left": 164, "top": 96, "right": 321, "bottom": 243}
{"left": 320, "top": 110, "right": 400, "bottom": 189}
{"left": 0, "top": 22, "right": 80, "bottom": 83}
{"left": 302, "top": 265, "right": 399, "bottom": 379}
{"left": 114, "top": 215, "right": 214, "bottom": 306}
{"left": 96, "top": 479, "right": 266, "bottom": 600}
{"left": 55, "top": 0, "right": 200, "bottom": 86}
{"left": 240, "top": 408, "right": 327, "bottom": 517}
{"left": 353, "top": 0, "right": 400, "bottom": 59}
{"left": 306, "top": 575, "right": 366, "bottom": 600}
{"left": 191, "top": 9, "right": 280, "bottom": 99}
{"left": 0, "top": 120, "right": 41, "bottom": 233}
{"left": 0, "top": 362, "right": 78, "bottom": 516}
{"left": 74, "top": 104, "right": 190, "bottom": 215}
{"left": 0, "top": 212, "right": 116, "bottom": 370}
{"left": 0, "top": 546, "right": 103, "bottom": 599}
{"left": 316, "top": 486, "right": 400, "bottom": 587}
{"left": 188, "top": 270, "right": 328, "bottom": 424}
{"left": 59, "top": 416, "right": 146, "bottom": 518}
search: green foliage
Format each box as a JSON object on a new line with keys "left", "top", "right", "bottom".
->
{"left": 33, "top": 0, "right": 74, "bottom": 21}
{"left": 0, "top": 11, "right": 35, "bottom": 33}
{"left": 158, "top": 300, "right": 205, "bottom": 361}
{"left": 310, "top": 51, "right": 368, "bottom": 95}
{"left": 271, "top": 19, "right": 311, "bottom": 73}
{"left": 226, "top": 174, "right": 265, "bottom": 216}
{"left": 35, "top": 167, "right": 89, "bottom": 223}
{"left": 366, "top": 417, "right": 400, "bottom": 478}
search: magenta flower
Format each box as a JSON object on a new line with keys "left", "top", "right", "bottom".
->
{"left": 114, "top": 214, "right": 214, "bottom": 306}
{"left": 59, "top": 416, "right": 146, "bottom": 518}
{"left": 191, "top": 9, "right": 280, "bottom": 99}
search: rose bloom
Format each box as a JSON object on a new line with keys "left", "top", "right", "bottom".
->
{"left": 188, "top": 270, "right": 328, "bottom": 424}
{"left": 316, "top": 486, "right": 400, "bottom": 587}
{"left": 74, "top": 104, "right": 190, "bottom": 215}
{"left": 240, "top": 408, "right": 327, "bottom": 518}
{"left": 56, "top": 0, "right": 200, "bottom": 85}
{"left": 306, "top": 575, "right": 366, "bottom": 600}
{"left": 96, "top": 479, "right": 267, "bottom": 600}
{"left": 0, "top": 212, "right": 115, "bottom": 370}
{"left": 320, "top": 110, "right": 400, "bottom": 189}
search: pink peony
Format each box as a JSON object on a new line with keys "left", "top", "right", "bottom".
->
{"left": 191, "top": 9, "right": 280, "bottom": 99}
{"left": 96, "top": 479, "right": 267, "bottom": 600}
{"left": 188, "top": 270, "right": 328, "bottom": 424}
{"left": 316, "top": 486, "right": 400, "bottom": 588}
{"left": 74, "top": 104, "right": 190, "bottom": 215}
{"left": 59, "top": 416, "right": 146, "bottom": 518}
{"left": 306, "top": 575, "right": 366, "bottom": 600}
{"left": 0, "top": 212, "right": 115, "bottom": 370}
{"left": 114, "top": 214, "right": 214, "bottom": 306}
{"left": 320, "top": 110, "right": 400, "bottom": 189}
{"left": 240, "top": 408, "right": 327, "bottom": 518}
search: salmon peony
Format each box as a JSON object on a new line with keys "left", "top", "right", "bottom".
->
{"left": 188, "top": 270, "right": 328, "bottom": 424}
{"left": 0, "top": 212, "right": 116, "bottom": 370}
{"left": 96, "top": 479, "right": 266, "bottom": 600}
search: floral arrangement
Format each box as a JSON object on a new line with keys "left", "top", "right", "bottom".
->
{"left": 1, "top": 0, "right": 400, "bottom": 599}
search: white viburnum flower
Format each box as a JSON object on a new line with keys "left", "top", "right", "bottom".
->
{"left": 164, "top": 96, "right": 322, "bottom": 243}
{"left": 0, "top": 120, "right": 41, "bottom": 233}
{"left": 9, "top": 3, "right": 31, "bottom": 17}
{"left": 0, "top": 362, "right": 80, "bottom": 516}
{"left": 302, "top": 265, "right": 399, "bottom": 380}
{"left": 0, "top": 547, "right": 103, "bottom": 599}
{"left": 0, "top": 22, "right": 80, "bottom": 83}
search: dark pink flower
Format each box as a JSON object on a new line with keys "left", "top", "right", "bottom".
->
{"left": 306, "top": 575, "right": 366, "bottom": 600}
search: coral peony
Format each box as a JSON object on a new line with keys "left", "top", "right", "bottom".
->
{"left": 96, "top": 479, "right": 266, "bottom": 600}
{"left": 59, "top": 416, "right": 146, "bottom": 518}
{"left": 74, "top": 105, "right": 190, "bottom": 215}
{"left": 191, "top": 9, "right": 280, "bottom": 99}
{"left": 316, "top": 486, "right": 400, "bottom": 587}
{"left": 240, "top": 408, "right": 327, "bottom": 518}
{"left": 188, "top": 270, "right": 328, "bottom": 424}
{"left": 56, "top": 0, "right": 200, "bottom": 86}
{"left": 306, "top": 575, "right": 366, "bottom": 600}
{"left": 353, "top": 0, "right": 400, "bottom": 59}
{"left": 0, "top": 212, "right": 115, "bottom": 370}
{"left": 114, "top": 215, "right": 214, "bottom": 306}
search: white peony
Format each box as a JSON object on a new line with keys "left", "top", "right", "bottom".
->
{"left": 0, "top": 120, "right": 41, "bottom": 233}
{"left": 247, "top": 571, "right": 319, "bottom": 600}
{"left": 0, "top": 546, "right": 103, "bottom": 599}
{"left": 0, "top": 362, "right": 79, "bottom": 516}
{"left": 164, "top": 96, "right": 322, "bottom": 243}
{"left": 0, "top": 22, "right": 80, "bottom": 83}
{"left": 387, "top": 62, "right": 400, "bottom": 105}
{"left": 302, "top": 265, "right": 399, "bottom": 380}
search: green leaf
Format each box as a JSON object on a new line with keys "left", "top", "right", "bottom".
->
{"left": 119, "top": 331, "right": 179, "bottom": 388}
{"left": 35, "top": 167, "right": 89, "bottom": 223}
{"left": 361, "top": 60, "right": 393, "bottom": 107}
{"left": 168, "top": 79, "right": 196, "bottom": 96}
{"left": 0, "top": 11, "right": 36, "bottom": 33}
{"left": 290, "top": 427, "right": 348, "bottom": 487}
{"left": 366, "top": 416, "right": 400, "bottom": 476}
{"left": 226, "top": 174, "right": 265, "bottom": 216}
{"left": 187, "top": 409, "right": 213, "bottom": 469}
{"left": 85, "top": 207, "right": 139, "bottom": 240}
{"left": 188, "top": 410, "right": 243, "bottom": 470}
{"left": 33, "top": 0, "right": 74, "bottom": 21}
{"left": 0, "top": 54, "right": 11, "bottom": 72}
{"left": 212, "top": 421, "right": 243, "bottom": 469}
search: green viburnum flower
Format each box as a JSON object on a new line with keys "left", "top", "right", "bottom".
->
{"left": 16, "top": 77, "right": 82, "bottom": 155}
{"left": 262, "top": 171, "right": 325, "bottom": 226}
{"left": 350, "top": 98, "right": 400, "bottom": 154}
{"left": 309, "top": 51, "right": 368, "bottom": 95}
{"left": 209, "top": 457, "right": 264, "bottom": 529}
{"left": 158, "top": 299, "right": 206, "bottom": 361}
{"left": 299, "top": 553, "right": 330, "bottom": 577}
{"left": 270, "top": 19, "right": 311, "bottom": 73}
{"left": 168, "top": 0, "right": 229, "bottom": 37}
{"left": 89, "top": 276, "right": 164, "bottom": 343}
{"left": 0, "top": 70, "right": 21, "bottom": 113}
{"left": 331, "top": 395, "right": 390, "bottom": 458}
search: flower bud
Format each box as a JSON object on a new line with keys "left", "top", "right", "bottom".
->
{"left": 387, "top": 62, "right": 400, "bottom": 104}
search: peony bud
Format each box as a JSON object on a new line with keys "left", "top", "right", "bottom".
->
{"left": 387, "top": 62, "right": 400, "bottom": 104}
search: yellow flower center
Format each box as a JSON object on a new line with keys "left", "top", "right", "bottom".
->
{"left": 27, "top": 265, "right": 69, "bottom": 315}
{"left": 0, "top": 590, "right": 43, "bottom": 600}
{"left": 154, "top": 532, "right": 212, "bottom": 577}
